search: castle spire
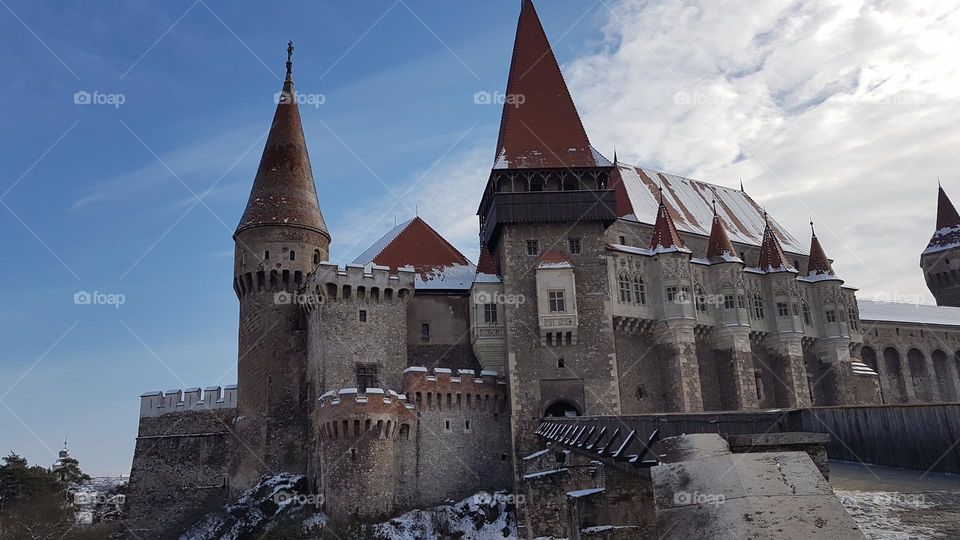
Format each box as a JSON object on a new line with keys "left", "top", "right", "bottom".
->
{"left": 493, "top": 0, "right": 602, "bottom": 169}
{"left": 235, "top": 41, "right": 329, "bottom": 240}
{"left": 756, "top": 212, "right": 796, "bottom": 273}
{"left": 706, "top": 200, "right": 741, "bottom": 263}
{"left": 649, "top": 187, "right": 688, "bottom": 253}
{"left": 936, "top": 184, "right": 960, "bottom": 231}
{"left": 807, "top": 220, "right": 840, "bottom": 280}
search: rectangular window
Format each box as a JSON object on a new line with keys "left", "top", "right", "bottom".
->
{"left": 618, "top": 277, "right": 631, "bottom": 303}
{"left": 724, "top": 294, "right": 735, "bottom": 310}
{"left": 483, "top": 303, "right": 498, "bottom": 324}
{"left": 358, "top": 309, "right": 367, "bottom": 322}
{"left": 792, "top": 303, "right": 800, "bottom": 316}
{"left": 619, "top": 235, "right": 626, "bottom": 245}
{"left": 356, "top": 364, "right": 378, "bottom": 391}
{"left": 666, "top": 286, "right": 678, "bottom": 303}
{"left": 568, "top": 238, "right": 581, "bottom": 254}
{"left": 803, "top": 304, "right": 811, "bottom": 325}
{"left": 548, "top": 290, "right": 566, "bottom": 313}
{"left": 777, "top": 302, "right": 789, "bottom": 317}
{"left": 826, "top": 310, "right": 837, "bottom": 323}
{"left": 737, "top": 295, "right": 746, "bottom": 309}
{"left": 421, "top": 323, "right": 431, "bottom": 341}
{"left": 526, "top": 240, "right": 539, "bottom": 256}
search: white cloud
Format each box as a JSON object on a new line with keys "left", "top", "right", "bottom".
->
{"left": 565, "top": 0, "right": 960, "bottom": 302}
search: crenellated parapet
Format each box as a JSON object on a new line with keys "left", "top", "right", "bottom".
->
{"left": 139, "top": 385, "right": 237, "bottom": 418}
{"left": 315, "top": 387, "right": 415, "bottom": 441}
{"left": 299, "top": 263, "right": 415, "bottom": 312}
{"left": 402, "top": 367, "right": 508, "bottom": 414}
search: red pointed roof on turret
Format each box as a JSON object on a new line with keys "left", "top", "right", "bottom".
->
{"left": 756, "top": 214, "right": 797, "bottom": 273}
{"left": 353, "top": 217, "right": 475, "bottom": 290}
{"left": 806, "top": 221, "right": 841, "bottom": 281}
{"left": 925, "top": 185, "right": 960, "bottom": 255}
{"left": 236, "top": 43, "right": 328, "bottom": 238}
{"left": 493, "top": 0, "right": 607, "bottom": 170}
{"left": 706, "top": 202, "right": 741, "bottom": 264}
{"left": 650, "top": 189, "right": 690, "bottom": 254}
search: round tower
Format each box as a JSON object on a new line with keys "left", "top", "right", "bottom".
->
{"left": 230, "top": 42, "right": 330, "bottom": 491}
{"left": 922, "top": 185, "right": 960, "bottom": 307}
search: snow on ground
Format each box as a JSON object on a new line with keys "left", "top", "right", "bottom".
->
{"left": 73, "top": 476, "right": 126, "bottom": 525}
{"left": 372, "top": 491, "right": 516, "bottom": 539}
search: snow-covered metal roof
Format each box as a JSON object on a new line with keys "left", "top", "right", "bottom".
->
{"left": 857, "top": 299, "right": 960, "bottom": 326}
{"left": 616, "top": 163, "right": 807, "bottom": 255}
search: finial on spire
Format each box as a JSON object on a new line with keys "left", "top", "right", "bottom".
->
{"left": 613, "top": 145, "right": 618, "bottom": 164}
{"left": 712, "top": 199, "right": 717, "bottom": 216}
{"left": 810, "top": 218, "right": 816, "bottom": 237}
{"left": 740, "top": 178, "right": 745, "bottom": 192}
{"left": 285, "top": 41, "right": 294, "bottom": 81}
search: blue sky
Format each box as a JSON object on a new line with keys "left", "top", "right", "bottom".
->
{"left": 3, "top": 0, "right": 960, "bottom": 476}
{"left": 0, "top": 0, "right": 608, "bottom": 476}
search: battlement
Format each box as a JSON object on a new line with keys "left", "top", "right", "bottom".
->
{"left": 402, "top": 367, "right": 508, "bottom": 413}
{"left": 300, "top": 262, "right": 415, "bottom": 308}
{"left": 316, "top": 387, "right": 415, "bottom": 440}
{"left": 139, "top": 385, "right": 237, "bottom": 418}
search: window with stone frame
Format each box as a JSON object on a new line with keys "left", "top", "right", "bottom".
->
{"left": 633, "top": 276, "right": 646, "bottom": 304}
{"left": 802, "top": 302, "right": 811, "bottom": 325}
{"left": 356, "top": 364, "right": 378, "bottom": 391}
{"left": 421, "top": 322, "right": 431, "bottom": 341}
{"left": 618, "top": 273, "right": 632, "bottom": 303}
{"left": 358, "top": 309, "right": 367, "bottom": 322}
{"left": 526, "top": 239, "right": 539, "bottom": 256}
{"left": 792, "top": 303, "right": 800, "bottom": 316}
{"left": 738, "top": 295, "right": 746, "bottom": 309}
{"left": 695, "top": 286, "right": 707, "bottom": 312}
{"left": 848, "top": 307, "right": 859, "bottom": 331}
{"left": 776, "top": 302, "right": 789, "bottom": 317}
{"left": 483, "top": 303, "right": 498, "bottom": 324}
{"left": 752, "top": 294, "right": 765, "bottom": 319}
{"left": 724, "top": 294, "right": 735, "bottom": 310}
{"left": 825, "top": 310, "right": 837, "bottom": 323}
{"left": 568, "top": 238, "right": 581, "bottom": 254}
{"left": 666, "top": 286, "right": 678, "bottom": 303}
{"left": 548, "top": 290, "right": 566, "bottom": 313}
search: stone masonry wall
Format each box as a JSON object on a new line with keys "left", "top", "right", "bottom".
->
{"left": 126, "top": 409, "right": 238, "bottom": 537}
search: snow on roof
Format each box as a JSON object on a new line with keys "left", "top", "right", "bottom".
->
{"left": 523, "top": 468, "right": 568, "bottom": 480}
{"left": 353, "top": 218, "right": 415, "bottom": 266}
{"left": 414, "top": 263, "right": 476, "bottom": 290}
{"left": 857, "top": 299, "right": 960, "bottom": 326}
{"left": 567, "top": 487, "right": 605, "bottom": 498}
{"left": 537, "top": 250, "right": 573, "bottom": 269}
{"left": 616, "top": 163, "right": 806, "bottom": 254}
{"left": 522, "top": 449, "right": 550, "bottom": 460}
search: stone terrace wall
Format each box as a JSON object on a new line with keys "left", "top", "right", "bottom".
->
{"left": 125, "top": 408, "right": 238, "bottom": 537}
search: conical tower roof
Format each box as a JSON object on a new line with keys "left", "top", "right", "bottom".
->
{"left": 650, "top": 189, "right": 690, "bottom": 254}
{"left": 924, "top": 184, "right": 960, "bottom": 255}
{"left": 756, "top": 213, "right": 796, "bottom": 273}
{"left": 493, "top": 0, "right": 606, "bottom": 170}
{"left": 806, "top": 221, "right": 840, "bottom": 281}
{"left": 236, "top": 42, "right": 328, "bottom": 239}
{"left": 706, "top": 202, "right": 741, "bottom": 263}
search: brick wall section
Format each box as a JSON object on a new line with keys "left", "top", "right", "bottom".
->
{"left": 126, "top": 409, "right": 238, "bottom": 537}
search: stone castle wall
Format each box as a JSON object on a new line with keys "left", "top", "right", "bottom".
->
{"left": 126, "top": 407, "right": 238, "bottom": 537}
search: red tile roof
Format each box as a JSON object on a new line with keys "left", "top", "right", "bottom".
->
{"left": 236, "top": 65, "right": 328, "bottom": 238}
{"left": 649, "top": 191, "right": 688, "bottom": 253}
{"left": 537, "top": 250, "right": 572, "bottom": 269}
{"left": 354, "top": 217, "right": 470, "bottom": 277}
{"left": 477, "top": 244, "right": 501, "bottom": 276}
{"left": 493, "top": 0, "right": 602, "bottom": 169}
{"left": 806, "top": 222, "right": 837, "bottom": 278}
{"left": 706, "top": 208, "right": 739, "bottom": 263}
{"left": 756, "top": 215, "right": 796, "bottom": 273}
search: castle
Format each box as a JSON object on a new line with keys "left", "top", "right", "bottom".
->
{"left": 125, "top": 1, "right": 960, "bottom": 536}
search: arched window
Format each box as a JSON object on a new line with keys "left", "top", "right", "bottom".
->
{"left": 752, "top": 293, "right": 765, "bottom": 319}
{"left": 313, "top": 250, "right": 321, "bottom": 264}
{"left": 544, "top": 400, "right": 580, "bottom": 417}
{"left": 289, "top": 250, "right": 295, "bottom": 261}
{"left": 618, "top": 273, "right": 632, "bottom": 303}
{"left": 633, "top": 276, "right": 646, "bottom": 305}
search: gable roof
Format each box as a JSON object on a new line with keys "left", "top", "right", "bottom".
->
{"left": 353, "top": 217, "right": 475, "bottom": 290}
{"left": 493, "top": 0, "right": 608, "bottom": 170}
{"left": 614, "top": 162, "right": 806, "bottom": 254}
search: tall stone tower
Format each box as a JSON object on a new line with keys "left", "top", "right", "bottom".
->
{"left": 476, "top": 0, "right": 621, "bottom": 457}
{"left": 922, "top": 185, "right": 960, "bottom": 307}
{"left": 230, "top": 42, "right": 330, "bottom": 491}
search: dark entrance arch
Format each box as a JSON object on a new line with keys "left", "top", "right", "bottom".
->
{"left": 544, "top": 400, "right": 581, "bottom": 417}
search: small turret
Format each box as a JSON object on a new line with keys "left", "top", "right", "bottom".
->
{"left": 706, "top": 200, "right": 742, "bottom": 264}
{"left": 755, "top": 212, "right": 796, "bottom": 273}
{"left": 649, "top": 187, "right": 690, "bottom": 254}
{"left": 922, "top": 184, "right": 960, "bottom": 306}
{"left": 806, "top": 221, "right": 841, "bottom": 282}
